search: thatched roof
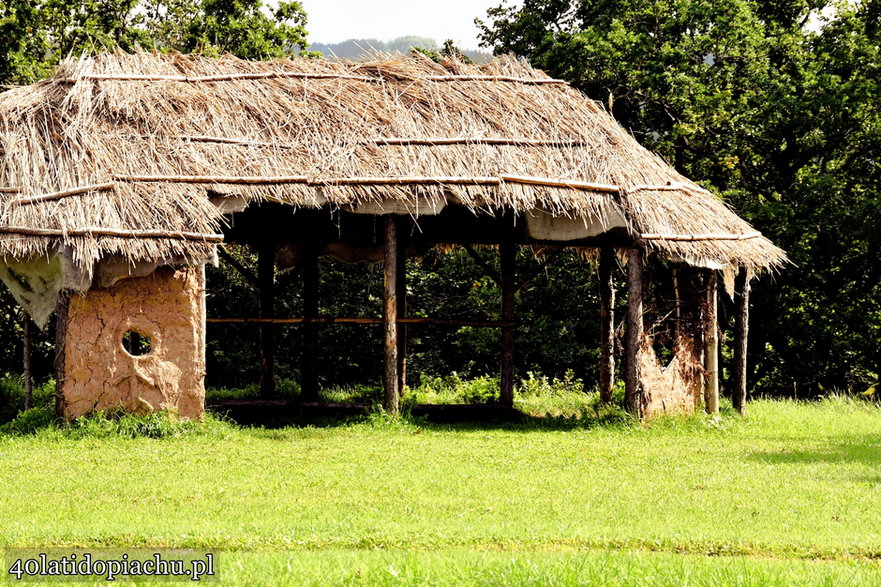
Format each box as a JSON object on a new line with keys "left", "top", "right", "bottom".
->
{"left": 0, "top": 51, "right": 786, "bottom": 275}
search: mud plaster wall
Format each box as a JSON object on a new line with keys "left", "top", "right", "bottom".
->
{"left": 638, "top": 334, "right": 703, "bottom": 417}
{"left": 62, "top": 266, "right": 206, "bottom": 420}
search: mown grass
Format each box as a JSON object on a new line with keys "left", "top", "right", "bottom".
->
{"left": 1, "top": 394, "right": 880, "bottom": 583}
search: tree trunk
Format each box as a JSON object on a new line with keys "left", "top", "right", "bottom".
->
{"left": 599, "top": 247, "right": 615, "bottom": 402}
{"left": 499, "top": 238, "right": 516, "bottom": 406}
{"left": 383, "top": 216, "right": 400, "bottom": 415}
{"left": 733, "top": 268, "right": 751, "bottom": 414}
{"left": 22, "top": 314, "right": 33, "bottom": 410}
{"left": 625, "top": 248, "right": 644, "bottom": 417}
{"left": 258, "top": 242, "right": 276, "bottom": 397}
{"left": 704, "top": 270, "right": 720, "bottom": 414}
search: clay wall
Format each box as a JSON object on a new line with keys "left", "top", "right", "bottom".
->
{"left": 61, "top": 266, "right": 206, "bottom": 420}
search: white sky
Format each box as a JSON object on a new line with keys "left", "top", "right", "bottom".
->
{"left": 299, "top": 0, "right": 512, "bottom": 50}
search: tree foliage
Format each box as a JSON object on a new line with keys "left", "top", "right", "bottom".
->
{"left": 0, "top": 0, "right": 311, "bottom": 84}
{"left": 479, "top": 0, "right": 881, "bottom": 394}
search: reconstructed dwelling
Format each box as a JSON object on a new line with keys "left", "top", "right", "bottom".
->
{"left": 0, "top": 51, "right": 786, "bottom": 420}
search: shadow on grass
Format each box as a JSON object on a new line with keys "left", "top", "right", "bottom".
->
{"left": 205, "top": 400, "right": 633, "bottom": 433}
{"left": 748, "top": 436, "right": 881, "bottom": 467}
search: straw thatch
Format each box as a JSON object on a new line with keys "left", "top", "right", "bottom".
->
{"left": 0, "top": 50, "right": 786, "bottom": 274}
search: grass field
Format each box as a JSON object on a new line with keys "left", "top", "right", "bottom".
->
{"left": 1, "top": 396, "right": 880, "bottom": 584}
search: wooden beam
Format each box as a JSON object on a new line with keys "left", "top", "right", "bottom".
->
{"left": 704, "top": 270, "right": 720, "bottom": 414}
{"left": 258, "top": 242, "right": 277, "bottom": 397}
{"left": 499, "top": 238, "right": 516, "bottom": 407}
{"left": 206, "top": 317, "right": 517, "bottom": 327}
{"left": 301, "top": 245, "right": 320, "bottom": 401}
{"left": 0, "top": 226, "right": 224, "bottom": 241}
{"left": 54, "top": 293, "right": 70, "bottom": 419}
{"left": 22, "top": 314, "right": 33, "bottom": 410}
{"left": 733, "top": 268, "right": 751, "bottom": 414}
{"left": 383, "top": 216, "right": 400, "bottom": 415}
{"left": 625, "top": 248, "right": 644, "bottom": 417}
{"left": 11, "top": 182, "right": 115, "bottom": 206}
{"left": 599, "top": 247, "right": 615, "bottom": 403}
{"left": 217, "top": 246, "right": 259, "bottom": 290}
{"left": 396, "top": 227, "right": 408, "bottom": 393}
{"left": 639, "top": 231, "right": 762, "bottom": 242}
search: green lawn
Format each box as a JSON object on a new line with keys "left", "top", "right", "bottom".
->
{"left": 1, "top": 398, "right": 880, "bottom": 584}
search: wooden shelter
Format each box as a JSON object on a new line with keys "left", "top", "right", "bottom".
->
{"left": 0, "top": 51, "right": 786, "bottom": 419}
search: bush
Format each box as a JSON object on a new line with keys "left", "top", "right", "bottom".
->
{"left": 517, "top": 369, "right": 584, "bottom": 397}
{"left": 408, "top": 373, "right": 500, "bottom": 404}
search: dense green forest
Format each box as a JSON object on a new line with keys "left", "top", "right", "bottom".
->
{"left": 0, "top": 0, "right": 878, "bottom": 402}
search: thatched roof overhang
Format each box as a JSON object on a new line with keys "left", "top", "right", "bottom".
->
{"left": 0, "top": 51, "right": 786, "bottom": 325}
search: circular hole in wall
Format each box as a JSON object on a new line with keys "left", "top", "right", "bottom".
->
{"left": 122, "top": 330, "right": 152, "bottom": 356}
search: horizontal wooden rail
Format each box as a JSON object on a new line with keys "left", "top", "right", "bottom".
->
{"left": 207, "top": 317, "right": 516, "bottom": 327}
{"left": 68, "top": 72, "right": 376, "bottom": 83}
{"left": 0, "top": 226, "right": 224, "bottom": 241}
{"left": 64, "top": 72, "right": 564, "bottom": 85}
{"left": 11, "top": 183, "right": 115, "bottom": 206}
{"left": 639, "top": 231, "right": 762, "bottom": 242}
{"left": 367, "top": 137, "right": 590, "bottom": 147}
{"left": 500, "top": 174, "right": 619, "bottom": 193}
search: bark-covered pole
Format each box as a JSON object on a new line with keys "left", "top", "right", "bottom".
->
{"left": 54, "top": 293, "right": 70, "bottom": 419}
{"left": 396, "top": 234, "right": 408, "bottom": 393}
{"left": 599, "top": 246, "right": 616, "bottom": 403}
{"left": 732, "top": 268, "right": 751, "bottom": 414}
{"left": 704, "top": 270, "right": 720, "bottom": 414}
{"left": 499, "top": 238, "right": 516, "bottom": 407}
{"left": 258, "top": 242, "right": 277, "bottom": 397}
{"left": 383, "top": 216, "right": 400, "bottom": 415}
{"left": 625, "top": 247, "right": 644, "bottom": 417}
{"left": 22, "top": 314, "right": 33, "bottom": 410}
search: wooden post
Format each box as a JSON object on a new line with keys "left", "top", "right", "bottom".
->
{"left": 499, "top": 238, "right": 516, "bottom": 406}
{"left": 301, "top": 245, "right": 320, "bottom": 401}
{"left": 383, "top": 216, "right": 400, "bottom": 414}
{"left": 625, "top": 248, "right": 644, "bottom": 417}
{"left": 733, "top": 268, "right": 751, "bottom": 414}
{"left": 396, "top": 233, "right": 408, "bottom": 393}
{"left": 22, "top": 314, "right": 33, "bottom": 410}
{"left": 599, "top": 247, "right": 615, "bottom": 403}
{"left": 54, "top": 293, "right": 70, "bottom": 419}
{"left": 704, "top": 270, "right": 720, "bottom": 413}
{"left": 258, "top": 242, "right": 276, "bottom": 397}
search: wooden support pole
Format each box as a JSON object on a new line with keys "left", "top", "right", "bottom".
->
{"left": 258, "top": 242, "right": 277, "bottom": 397}
{"left": 22, "top": 315, "right": 33, "bottom": 410}
{"left": 499, "top": 238, "right": 516, "bottom": 407}
{"left": 396, "top": 230, "right": 408, "bottom": 393}
{"left": 54, "top": 293, "right": 70, "bottom": 419}
{"left": 625, "top": 248, "right": 645, "bottom": 418}
{"left": 383, "top": 216, "right": 400, "bottom": 415}
{"left": 733, "top": 268, "right": 751, "bottom": 414}
{"left": 599, "top": 247, "right": 616, "bottom": 403}
{"left": 301, "top": 246, "right": 320, "bottom": 401}
{"left": 704, "top": 270, "right": 720, "bottom": 414}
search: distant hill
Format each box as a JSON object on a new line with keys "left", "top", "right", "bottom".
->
{"left": 307, "top": 36, "right": 491, "bottom": 63}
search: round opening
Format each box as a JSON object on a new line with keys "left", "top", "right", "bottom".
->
{"left": 122, "top": 330, "right": 152, "bottom": 356}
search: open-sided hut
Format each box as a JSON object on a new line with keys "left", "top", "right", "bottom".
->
{"left": 0, "top": 51, "right": 786, "bottom": 420}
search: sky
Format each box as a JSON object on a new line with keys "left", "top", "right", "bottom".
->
{"left": 299, "top": 0, "right": 513, "bottom": 50}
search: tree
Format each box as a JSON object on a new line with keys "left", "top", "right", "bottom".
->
{"left": 479, "top": 0, "right": 881, "bottom": 395}
{"left": 0, "top": 0, "right": 312, "bottom": 85}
